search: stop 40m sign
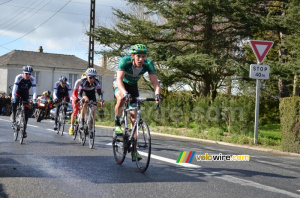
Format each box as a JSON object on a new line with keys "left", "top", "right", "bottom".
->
{"left": 249, "top": 64, "right": 270, "bottom": 79}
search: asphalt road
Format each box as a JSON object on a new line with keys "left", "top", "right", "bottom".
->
{"left": 0, "top": 115, "right": 300, "bottom": 198}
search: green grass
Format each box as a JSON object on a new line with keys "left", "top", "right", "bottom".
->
{"left": 259, "top": 124, "right": 281, "bottom": 140}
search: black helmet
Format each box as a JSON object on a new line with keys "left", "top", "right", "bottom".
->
{"left": 23, "top": 65, "right": 33, "bottom": 73}
{"left": 59, "top": 76, "right": 67, "bottom": 83}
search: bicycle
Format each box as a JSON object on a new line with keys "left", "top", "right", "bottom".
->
{"left": 56, "top": 101, "right": 69, "bottom": 136}
{"left": 77, "top": 100, "right": 102, "bottom": 149}
{"left": 112, "top": 97, "right": 159, "bottom": 173}
{"left": 12, "top": 98, "right": 27, "bottom": 144}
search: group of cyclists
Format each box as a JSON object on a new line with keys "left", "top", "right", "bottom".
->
{"left": 9, "top": 44, "right": 163, "bottom": 143}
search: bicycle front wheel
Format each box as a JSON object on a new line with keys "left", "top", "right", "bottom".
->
{"left": 135, "top": 121, "right": 151, "bottom": 173}
{"left": 73, "top": 123, "right": 78, "bottom": 141}
{"left": 19, "top": 110, "right": 26, "bottom": 144}
{"left": 88, "top": 114, "right": 95, "bottom": 149}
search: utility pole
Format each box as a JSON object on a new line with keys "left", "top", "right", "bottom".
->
{"left": 88, "top": 0, "right": 96, "bottom": 68}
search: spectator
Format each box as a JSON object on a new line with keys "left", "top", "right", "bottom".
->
{"left": 5, "top": 96, "right": 11, "bottom": 116}
{"left": 0, "top": 94, "right": 3, "bottom": 115}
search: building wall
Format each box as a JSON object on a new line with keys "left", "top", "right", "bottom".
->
{"left": 0, "top": 68, "right": 8, "bottom": 94}
{"left": 101, "top": 75, "right": 114, "bottom": 101}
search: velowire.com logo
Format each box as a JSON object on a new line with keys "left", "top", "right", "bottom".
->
{"left": 176, "top": 151, "right": 250, "bottom": 163}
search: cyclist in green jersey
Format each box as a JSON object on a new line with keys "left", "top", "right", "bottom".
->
{"left": 113, "top": 44, "right": 162, "bottom": 131}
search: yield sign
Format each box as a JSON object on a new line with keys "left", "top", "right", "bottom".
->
{"left": 249, "top": 40, "right": 274, "bottom": 63}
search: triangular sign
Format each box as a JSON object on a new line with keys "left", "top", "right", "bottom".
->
{"left": 249, "top": 40, "right": 274, "bottom": 63}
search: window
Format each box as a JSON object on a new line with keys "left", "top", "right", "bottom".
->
{"left": 32, "top": 71, "right": 40, "bottom": 85}
{"left": 69, "top": 73, "right": 78, "bottom": 88}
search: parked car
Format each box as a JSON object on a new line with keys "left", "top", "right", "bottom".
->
{"left": 50, "top": 104, "right": 72, "bottom": 120}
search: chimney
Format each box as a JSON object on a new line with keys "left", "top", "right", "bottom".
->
{"left": 39, "top": 46, "right": 43, "bottom": 53}
{"left": 102, "top": 55, "right": 107, "bottom": 69}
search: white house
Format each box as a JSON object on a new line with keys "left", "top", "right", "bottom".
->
{"left": 0, "top": 47, "right": 115, "bottom": 100}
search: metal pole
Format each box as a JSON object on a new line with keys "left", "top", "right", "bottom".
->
{"left": 88, "top": 0, "right": 96, "bottom": 68}
{"left": 254, "top": 61, "right": 261, "bottom": 144}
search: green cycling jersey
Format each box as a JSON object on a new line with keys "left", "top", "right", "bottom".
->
{"left": 118, "top": 55, "right": 155, "bottom": 85}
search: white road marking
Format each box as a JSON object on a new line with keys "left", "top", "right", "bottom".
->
{"left": 27, "top": 124, "right": 38, "bottom": 128}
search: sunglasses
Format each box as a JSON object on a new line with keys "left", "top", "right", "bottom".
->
{"left": 25, "top": 73, "right": 31, "bottom": 75}
{"left": 88, "top": 76, "right": 95, "bottom": 79}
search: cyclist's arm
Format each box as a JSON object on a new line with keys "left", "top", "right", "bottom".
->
{"left": 149, "top": 74, "right": 161, "bottom": 95}
{"left": 95, "top": 79, "right": 103, "bottom": 99}
{"left": 116, "top": 70, "right": 126, "bottom": 95}
{"left": 67, "top": 83, "right": 72, "bottom": 99}
{"left": 53, "top": 82, "right": 58, "bottom": 100}
{"left": 12, "top": 75, "right": 20, "bottom": 100}
{"left": 31, "top": 76, "right": 37, "bottom": 100}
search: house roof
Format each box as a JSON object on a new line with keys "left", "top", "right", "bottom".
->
{"left": 0, "top": 50, "right": 114, "bottom": 75}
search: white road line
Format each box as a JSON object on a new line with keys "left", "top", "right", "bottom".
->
{"left": 0, "top": 118, "right": 10, "bottom": 122}
{"left": 27, "top": 124, "right": 38, "bottom": 128}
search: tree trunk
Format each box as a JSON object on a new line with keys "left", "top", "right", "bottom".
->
{"left": 225, "top": 76, "right": 232, "bottom": 95}
{"left": 293, "top": 73, "right": 298, "bottom": 96}
{"left": 278, "top": 78, "right": 289, "bottom": 98}
{"left": 200, "top": 77, "right": 211, "bottom": 97}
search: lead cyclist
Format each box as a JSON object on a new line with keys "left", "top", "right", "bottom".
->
{"left": 113, "top": 44, "right": 162, "bottom": 160}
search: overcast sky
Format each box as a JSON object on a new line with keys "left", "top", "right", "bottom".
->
{"left": 0, "top": 0, "right": 128, "bottom": 65}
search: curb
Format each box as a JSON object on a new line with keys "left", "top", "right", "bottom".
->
{"left": 95, "top": 125, "right": 300, "bottom": 158}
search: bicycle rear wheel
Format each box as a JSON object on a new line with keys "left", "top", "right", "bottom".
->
{"left": 112, "top": 121, "right": 126, "bottom": 165}
{"left": 135, "top": 121, "right": 151, "bottom": 173}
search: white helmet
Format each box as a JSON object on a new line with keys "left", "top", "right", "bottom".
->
{"left": 86, "top": 68, "right": 97, "bottom": 76}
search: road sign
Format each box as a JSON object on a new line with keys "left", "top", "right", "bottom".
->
{"left": 249, "top": 64, "right": 270, "bottom": 79}
{"left": 249, "top": 40, "right": 274, "bottom": 63}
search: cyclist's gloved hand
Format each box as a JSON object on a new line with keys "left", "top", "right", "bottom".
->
{"left": 12, "top": 97, "right": 17, "bottom": 103}
{"left": 155, "top": 94, "right": 163, "bottom": 103}
{"left": 33, "top": 99, "right": 37, "bottom": 104}
{"left": 80, "top": 98, "right": 85, "bottom": 104}
{"left": 122, "top": 92, "right": 131, "bottom": 101}
{"left": 54, "top": 98, "right": 58, "bottom": 103}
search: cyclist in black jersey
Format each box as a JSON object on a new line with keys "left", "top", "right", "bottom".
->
{"left": 11, "top": 65, "right": 37, "bottom": 138}
{"left": 53, "top": 76, "right": 72, "bottom": 130}
{"left": 78, "top": 68, "right": 103, "bottom": 132}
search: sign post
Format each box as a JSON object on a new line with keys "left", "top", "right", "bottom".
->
{"left": 249, "top": 40, "right": 273, "bottom": 144}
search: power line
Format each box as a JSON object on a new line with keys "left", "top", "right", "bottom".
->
{"left": 0, "top": 0, "right": 71, "bottom": 46}
{"left": 0, "top": 0, "right": 47, "bottom": 28}
{"left": 0, "top": 0, "right": 54, "bottom": 34}
{"left": 0, "top": 0, "right": 12, "bottom": 5}
{"left": 0, "top": 0, "right": 33, "bottom": 22}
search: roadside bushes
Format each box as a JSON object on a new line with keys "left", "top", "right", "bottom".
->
{"left": 97, "top": 94, "right": 279, "bottom": 139}
{"left": 279, "top": 97, "right": 300, "bottom": 153}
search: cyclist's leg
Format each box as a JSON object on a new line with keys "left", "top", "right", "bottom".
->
{"left": 114, "top": 88, "right": 125, "bottom": 134}
{"left": 11, "top": 96, "right": 20, "bottom": 123}
{"left": 69, "top": 99, "right": 79, "bottom": 135}
{"left": 80, "top": 96, "right": 89, "bottom": 129}
{"left": 54, "top": 103, "right": 60, "bottom": 130}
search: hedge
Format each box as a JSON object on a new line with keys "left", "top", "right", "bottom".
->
{"left": 279, "top": 97, "right": 300, "bottom": 153}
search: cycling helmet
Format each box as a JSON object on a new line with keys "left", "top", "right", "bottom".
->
{"left": 23, "top": 65, "right": 33, "bottom": 73}
{"left": 131, "top": 44, "right": 147, "bottom": 55}
{"left": 43, "top": 91, "right": 49, "bottom": 97}
{"left": 81, "top": 72, "right": 86, "bottom": 78}
{"left": 59, "top": 76, "right": 68, "bottom": 83}
{"left": 86, "top": 68, "right": 97, "bottom": 76}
